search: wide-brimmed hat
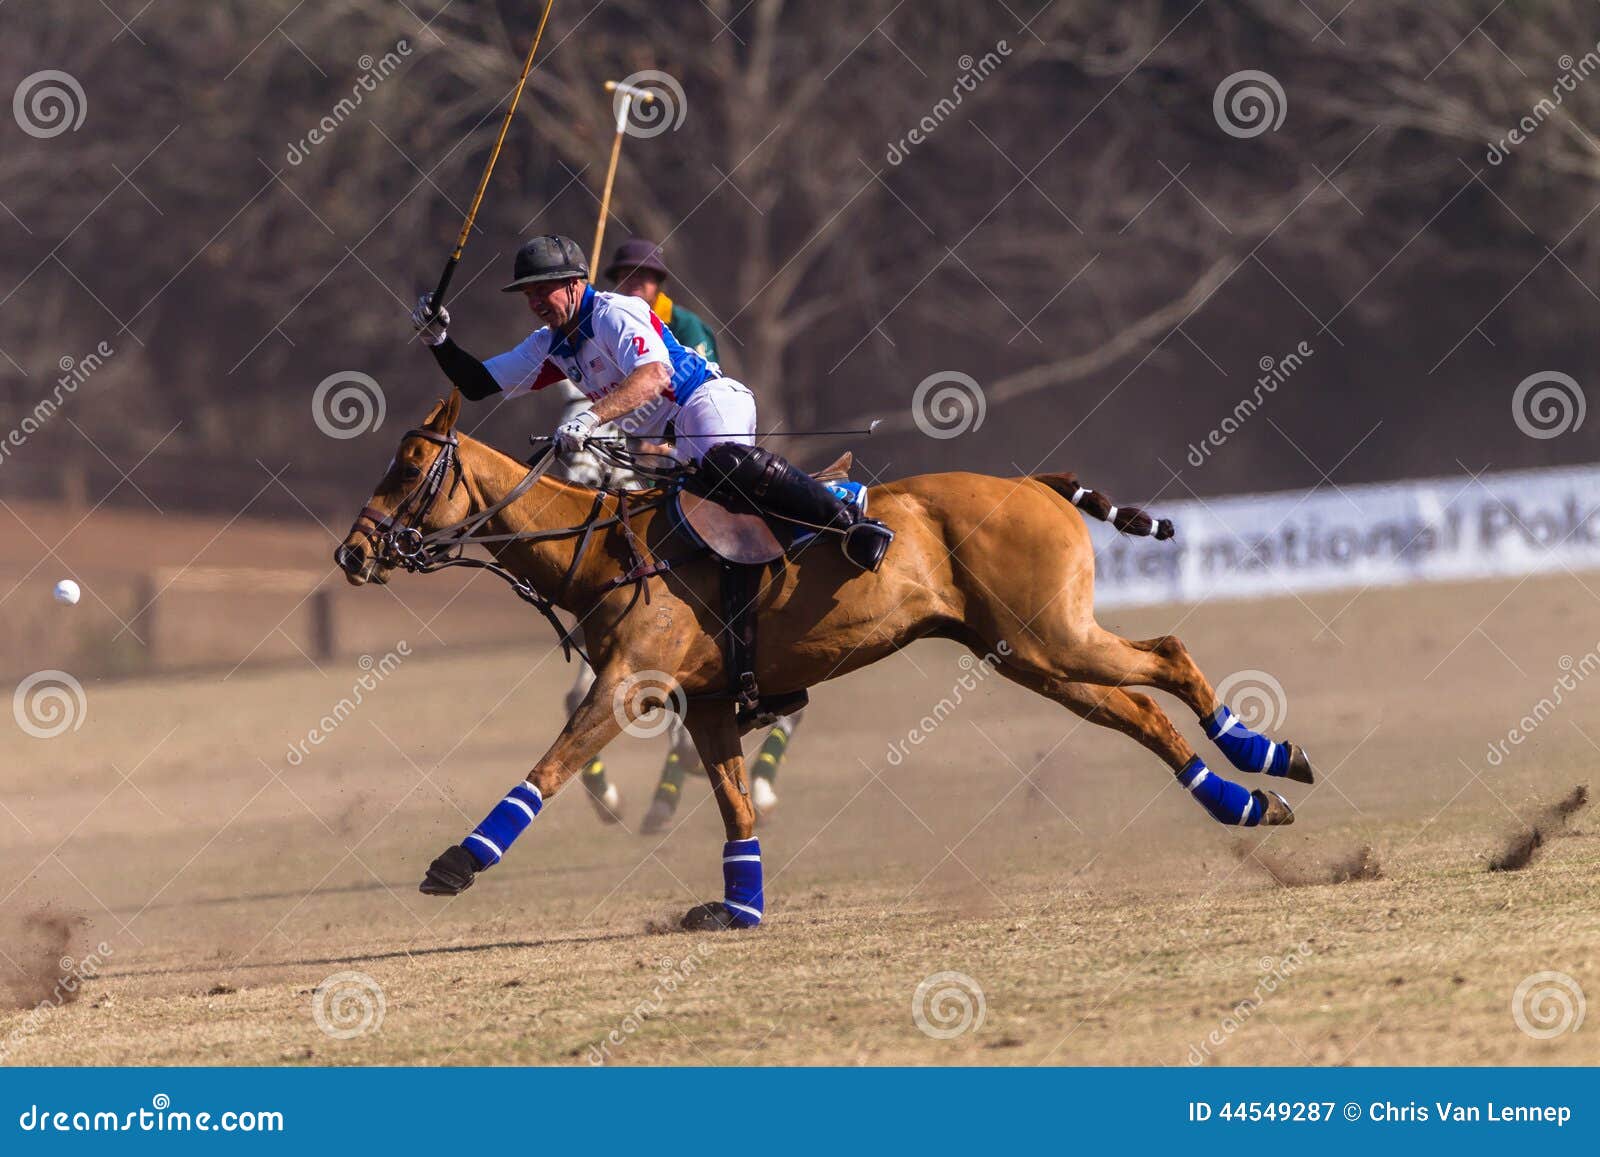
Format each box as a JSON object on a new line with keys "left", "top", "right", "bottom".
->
{"left": 603, "top": 237, "right": 670, "bottom": 283}
{"left": 500, "top": 234, "right": 589, "bottom": 292}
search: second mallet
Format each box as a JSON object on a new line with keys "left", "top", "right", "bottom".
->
{"left": 590, "top": 79, "right": 658, "bottom": 276}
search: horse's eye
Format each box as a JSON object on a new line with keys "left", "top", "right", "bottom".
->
{"left": 400, "top": 465, "right": 422, "bottom": 482}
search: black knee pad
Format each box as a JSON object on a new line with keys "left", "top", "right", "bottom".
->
{"left": 695, "top": 442, "right": 856, "bottom": 533}
{"left": 695, "top": 442, "right": 780, "bottom": 506}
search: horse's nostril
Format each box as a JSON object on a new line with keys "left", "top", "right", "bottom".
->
{"left": 334, "top": 545, "right": 362, "bottom": 573}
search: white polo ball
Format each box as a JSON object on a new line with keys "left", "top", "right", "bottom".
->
{"left": 53, "top": 579, "right": 80, "bottom": 605}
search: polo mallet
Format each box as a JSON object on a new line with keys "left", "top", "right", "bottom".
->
{"left": 530, "top": 421, "right": 883, "bottom": 445}
{"left": 425, "top": 0, "right": 557, "bottom": 319}
{"left": 590, "top": 79, "right": 658, "bottom": 276}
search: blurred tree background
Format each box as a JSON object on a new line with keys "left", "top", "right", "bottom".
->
{"left": 2, "top": 0, "right": 1600, "bottom": 521}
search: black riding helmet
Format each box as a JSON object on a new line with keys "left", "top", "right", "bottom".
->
{"left": 500, "top": 234, "right": 589, "bottom": 292}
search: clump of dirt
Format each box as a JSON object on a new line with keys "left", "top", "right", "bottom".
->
{"left": 330, "top": 792, "right": 377, "bottom": 838}
{"left": 1235, "top": 841, "right": 1382, "bottom": 887}
{"left": 1488, "top": 785, "right": 1589, "bottom": 872}
{"left": 1, "top": 909, "right": 91, "bottom": 1009}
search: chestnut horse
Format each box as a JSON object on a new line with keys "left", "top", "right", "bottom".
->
{"left": 336, "top": 392, "right": 1314, "bottom": 930}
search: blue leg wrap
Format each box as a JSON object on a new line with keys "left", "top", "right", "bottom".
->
{"left": 1204, "top": 706, "right": 1291, "bottom": 777}
{"left": 463, "top": 782, "right": 543, "bottom": 869}
{"left": 722, "top": 838, "right": 764, "bottom": 926}
{"left": 1177, "top": 757, "right": 1263, "bottom": 827}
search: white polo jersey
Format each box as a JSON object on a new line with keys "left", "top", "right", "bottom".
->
{"left": 483, "top": 286, "right": 717, "bottom": 408}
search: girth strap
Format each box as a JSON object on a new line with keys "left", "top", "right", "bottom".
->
{"left": 718, "top": 562, "right": 761, "bottom": 713}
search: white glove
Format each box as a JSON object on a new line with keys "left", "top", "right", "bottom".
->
{"left": 553, "top": 409, "right": 600, "bottom": 457}
{"left": 410, "top": 293, "right": 450, "bottom": 347}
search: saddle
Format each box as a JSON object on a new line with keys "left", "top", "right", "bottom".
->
{"left": 672, "top": 451, "right": 855, "bottom": 565}
{"left": 670, "top": 452, "right": 857, "bottom": 727}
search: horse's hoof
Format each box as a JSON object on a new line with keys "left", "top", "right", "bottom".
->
{"left": 419, "top": 845, "right": 478, "bottom": 896}
{"left": 584, "top": 781, "right": 625, "bottom": 825}
{"left": 751, "top": 776, "right": 778, "bottom": 817}
{"left": 1285, "top": 744, "right": 1316, "bottom": 784}
{"left": 1253, "top": 789, "right": 1295, "bottom": 826}
{"left": 679, "top": 902, "right": 757, "bottom": 932}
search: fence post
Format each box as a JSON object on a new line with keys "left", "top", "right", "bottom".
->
{"left": 310, "top": 586, "right": 336, "bottom": 661}
{"left": 132, "top": 571, "right": 158, "bottom": 669}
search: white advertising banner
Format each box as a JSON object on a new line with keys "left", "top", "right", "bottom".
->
{"left": 1086, "top": 465, "right": 1600, "bottom": 608}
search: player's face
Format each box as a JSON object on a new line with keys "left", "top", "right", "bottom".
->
{"left": 523, "top": 278, "right": 584, "bottom": 327}
{"left": 615, "top": 270, "right": 661, "bottom": 303}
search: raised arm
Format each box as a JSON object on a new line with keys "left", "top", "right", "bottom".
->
{"left": 427, "top": 337, "right": 503, "bottom": 401}
{"left": 411, "top": 295, "right": 502, "bottom": 401}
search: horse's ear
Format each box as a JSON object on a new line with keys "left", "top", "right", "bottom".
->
{"left": 424, "top": 389, "right": 463, "bottom": 433}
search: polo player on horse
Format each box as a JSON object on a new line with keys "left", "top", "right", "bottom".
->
{"left": 514, "top": 238, "right": 802, "bottom": 831}
{"left": 337, "top": 232, "right": 1314, "bottom": 926}
{"left": 411, "top": 234, "right": 894, "bottom": 570}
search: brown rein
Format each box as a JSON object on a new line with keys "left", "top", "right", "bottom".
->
{"left": 350, "top": 429, "right": 687, "bottom": 664}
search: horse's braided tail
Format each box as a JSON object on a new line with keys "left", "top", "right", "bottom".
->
{"left": 1035, "top": 472, "right": 1176, "bottom": 541}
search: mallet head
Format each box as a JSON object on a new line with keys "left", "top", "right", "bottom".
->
{"left": 604, "top": 79, "right": 658, "bottom": 104}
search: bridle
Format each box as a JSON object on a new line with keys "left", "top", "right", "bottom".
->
{"left": 349, "top": 427, "right": 464, "bottom": 566}
{"left": 345, "top": 428, "right": 691, "bottom": 666}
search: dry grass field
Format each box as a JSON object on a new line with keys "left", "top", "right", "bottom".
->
{"left": 2, "top": 559, "right": 1597, "bottom": 1065}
